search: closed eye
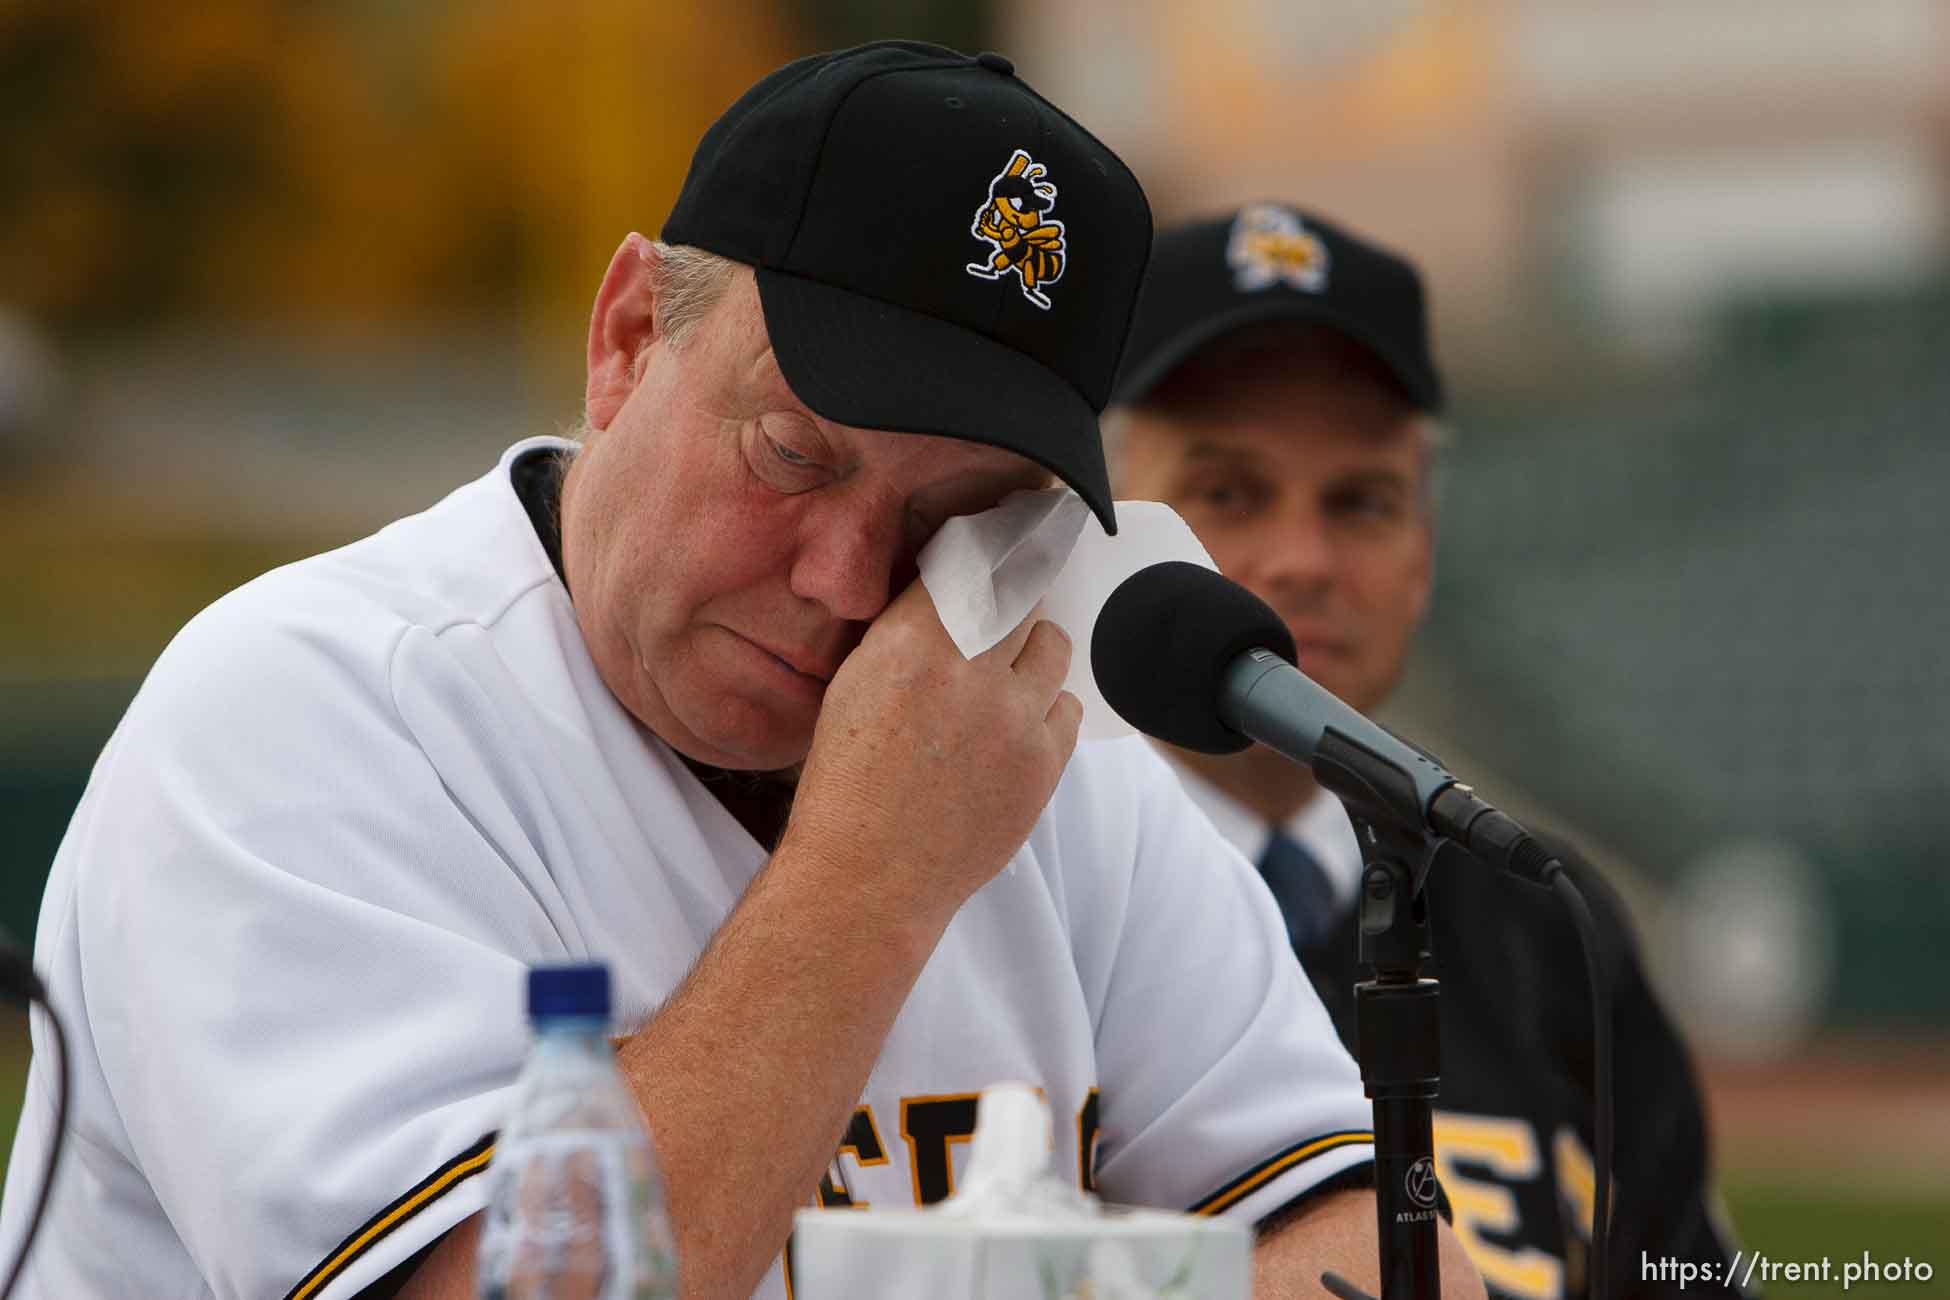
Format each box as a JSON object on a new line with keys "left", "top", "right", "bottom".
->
{"left": 770, "top": 437, "right": 816, "bottom": 468}
{"left": 744, "top": 414, "right": 834, "bottom": 493}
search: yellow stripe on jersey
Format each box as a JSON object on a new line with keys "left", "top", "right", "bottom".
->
{"left": 282, "top": 1133, "right": 497, "bottom": 1300}
{"left": 1188, "top": 1130, "right": 1374, "bottom": 1216}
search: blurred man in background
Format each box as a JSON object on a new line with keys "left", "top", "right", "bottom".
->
{"left": 1109, "top": 204, "right": 1744, "bottom": 1299}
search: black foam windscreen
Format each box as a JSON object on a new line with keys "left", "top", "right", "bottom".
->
{"left": 1090, "top": 560, "right": 1298, "bottom": 754}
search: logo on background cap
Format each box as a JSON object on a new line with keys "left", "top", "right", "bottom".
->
{"left": 1227, "top": 204, "right": 1329, "bottom": 294}
{"left": 965, "top": 149, "right": 1068, "bottom": 310}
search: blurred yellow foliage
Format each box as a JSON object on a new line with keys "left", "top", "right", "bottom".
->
{"left": 0, "top": 0, "right": 794, "bottom": 337}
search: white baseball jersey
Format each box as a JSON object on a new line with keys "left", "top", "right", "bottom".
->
{"left": 0, "top": 438, "right": 1373, "bottom": 1300}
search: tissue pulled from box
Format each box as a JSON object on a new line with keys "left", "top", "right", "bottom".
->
{"left": 931, "top": 1082, "right": 1096, "bottom": 1223}
{"left": 790, "top": 1083, "right": 1250, "bottom": 1300}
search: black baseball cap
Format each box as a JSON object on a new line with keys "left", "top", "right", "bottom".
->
{"left": 1112, "top": 204, "right": 1442, "bottom": 413}
{"left": 664, "top": 41, "right": 1154, "bottom": 533}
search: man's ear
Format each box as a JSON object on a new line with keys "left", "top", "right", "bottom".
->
{"left": 586, "top": 234, "right": 663, "bottom": 432}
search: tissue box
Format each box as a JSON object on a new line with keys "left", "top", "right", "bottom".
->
{"left": 790, "top": 1204, "right": 1250, "bottom": 1300}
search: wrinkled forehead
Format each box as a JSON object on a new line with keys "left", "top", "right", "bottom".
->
{"left": 1121, "top": 349, "right": 1432, "bottom": 481}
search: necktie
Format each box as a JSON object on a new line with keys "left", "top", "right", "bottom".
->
{"left": 1256, "top": 829, "right": 1338, "bottom": 953}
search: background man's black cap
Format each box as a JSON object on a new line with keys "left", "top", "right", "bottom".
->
{"left": 664, "top": 40, "right": 1155, "bottom": 533}
{"left": 1112, "top": 203, "right": 1442, "bottom": 413}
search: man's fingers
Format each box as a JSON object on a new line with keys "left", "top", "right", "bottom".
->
{"left": 885, "top": 577, "right": 1043, "bottom": 670}
{"left": 975, "top": 598, "right": 1046, "bottom": 670}
{"left": 1013, "top": 618, "right": 1072, "bottom": 698}
{"left": 1045, "top": 689, "right": 1083, "bottom": 746}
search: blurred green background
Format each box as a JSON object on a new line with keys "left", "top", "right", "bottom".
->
{"left": 4, "top": 0, "right": 1948, "bottom": 1288}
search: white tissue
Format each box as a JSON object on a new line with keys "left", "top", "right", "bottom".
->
{"left": 919, "top": 489, "right": 1092, "bottom": 661}
{"left": 918, "top": 491, "right": 1218, "bottom": 740}
{"left": 790, "top": 1083, "right": 1250, "bottom": 1300}
{"left": 934, "top": 1083, "right": 1095, "bottom": 1223}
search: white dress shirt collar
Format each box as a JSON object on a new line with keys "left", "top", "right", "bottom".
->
{"left": 1166, "top": 755, "right": 1367, "bottom": 911}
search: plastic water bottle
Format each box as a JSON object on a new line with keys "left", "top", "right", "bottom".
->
{"left": 478, "top": 963, "right": 678, "bottom": 1298}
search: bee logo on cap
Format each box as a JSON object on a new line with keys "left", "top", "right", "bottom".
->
{"left": 1228, "top": 204, "right": 1329, "bottom": 294}
{"left": 966, "top": 149, "right": 1067, "bottom": 310}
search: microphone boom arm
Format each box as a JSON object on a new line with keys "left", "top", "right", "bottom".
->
{"left": 1222, "top": 650, "right": 1560, "bottom": 891}
{"left": 1223, "top": 651, "right": 1455, "bottom": 882}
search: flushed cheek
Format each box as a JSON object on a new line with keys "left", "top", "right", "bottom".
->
{"left": 702, "top": 506, "right": 813, "bottom": 606}
{"left": 691, "top": 530, "right": 805, "bottom": 619}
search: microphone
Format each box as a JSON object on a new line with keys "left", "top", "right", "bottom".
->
{"left": 1091, "top": 561, "right": 1558, "bottom": 885}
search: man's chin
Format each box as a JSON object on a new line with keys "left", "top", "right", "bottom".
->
{"left": 638, "top": 655, "right": 819, "bottom": 770}
{"left": 676, "top": 706, "right": 815, "bottom": 773}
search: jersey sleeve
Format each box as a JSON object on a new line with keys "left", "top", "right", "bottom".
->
{"left": 54, "top": 585, "right": 569, "bottom": 1300}
{"left": 1058, "top": 740, "right": 1375, "bottom": 1225}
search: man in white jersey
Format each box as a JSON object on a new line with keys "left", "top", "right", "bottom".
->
{"left": 0, "top": 47, "right": 1481, "bottom": 1300}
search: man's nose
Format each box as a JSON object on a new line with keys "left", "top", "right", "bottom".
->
{"left": 788, "top": 489, "right": 912, "bottom": 624}
{"left": 1256, "top": 504, "right": 1337, "bottom": 595}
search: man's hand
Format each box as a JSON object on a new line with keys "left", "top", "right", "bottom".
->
{"left": 787, "top": 578, "right": 1082, "bottom": 917}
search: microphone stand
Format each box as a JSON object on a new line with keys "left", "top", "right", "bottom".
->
{"left": 1209, "top": 634, "right": 1592, "bottom": 1297}
{"left": 1309, "top": 734, "right": 1453, "bottom": 1300}
{"left": 1341, "top": 816, "right": 1449, "bottom": 1300}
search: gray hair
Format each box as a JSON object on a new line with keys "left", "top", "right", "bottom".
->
{"left": 648, "top": 241, "right": 742, "bottom": 349}
{"left": 566, "top": 242, "right": 742, "bottom": 454}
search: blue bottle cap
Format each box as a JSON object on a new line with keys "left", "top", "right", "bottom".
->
{"left": 527, "top": 962, "right": 611, "bottom": 1021}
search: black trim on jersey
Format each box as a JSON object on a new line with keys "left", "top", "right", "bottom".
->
{"left": 1187, "top": 1129, "right": 1374, "bottom": 1217}
{"left": 281, "top": 1132, "right": 497, "bottom": 1300}
{"left": 352, "top": 1236, "right": 442, "bottom": 1300}
{"left": 510, "top": 444, "right": 570, "bottom": 591}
